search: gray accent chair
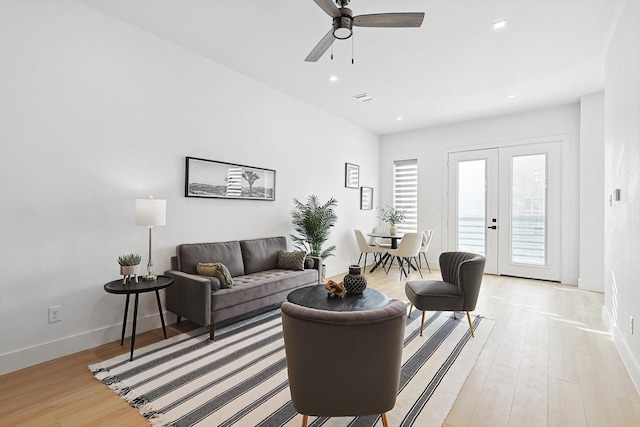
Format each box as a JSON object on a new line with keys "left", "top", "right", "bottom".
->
{"left": 281, "top": 300, "right": 406, "bottom": 427}
{"left": 405, "top": 251, "right": 486, "bottom": 337}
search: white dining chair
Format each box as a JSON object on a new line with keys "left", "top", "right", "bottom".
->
{"left": 384, "top": 232, "right": 423, "bottom": 281}
{"left": 418, "top": 230, "right": 433, "bottom": 273}
{"left": 354, "top": 229, "right": 386, "bottom": 273}
{"left": 372, "top": 226, "right": 392, "bottom": 249}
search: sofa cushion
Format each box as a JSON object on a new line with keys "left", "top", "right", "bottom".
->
{"left": 240, "top": 236, "right": 287, "bottom": 275}
{"left": 197, "top": 262, "right": 234, "bottom": 288}
{"left": 277, "top": 250, "right": 306, "bottom": 271}
{"left": 177, "top": 241, "right": 245, "bottom": 277}
{"left": 211, "top": 269, "right": 318, "bottom": 311}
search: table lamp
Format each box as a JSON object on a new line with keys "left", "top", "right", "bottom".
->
{"left": 135, "top": 196, "right": 166, "bottom": 280}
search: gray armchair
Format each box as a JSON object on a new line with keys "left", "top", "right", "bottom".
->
{"left": 405, "top": 251, "right": 486, "bottom": 337}
{"left": 281, "top": 300, "right": 407, "bottom": 427}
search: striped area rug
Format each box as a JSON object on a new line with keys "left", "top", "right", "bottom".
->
{"left": 90, "top": 305, "right": 493, "bottom": 427}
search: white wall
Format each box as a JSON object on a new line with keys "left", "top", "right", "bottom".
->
{"left": 579, "top": 92, "right": 605, "bottom": 292}
{"left": 379, "top": 105, "right": 581, "bottom": 285}
{"left": 0, "top": 0, "right": 380, "bottom": 374}
{"left": 603, "top": 0, "right": 640, "bottom": 392}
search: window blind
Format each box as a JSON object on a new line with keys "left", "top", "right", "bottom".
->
{"left": 393, "top": 159, "right": 418, "bottom": 233}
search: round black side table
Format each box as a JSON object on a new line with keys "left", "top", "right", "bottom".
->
{"left": 104, "top": 275, "right": 174, "bottom": 361}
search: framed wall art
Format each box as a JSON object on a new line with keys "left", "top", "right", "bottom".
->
{"left": 345, "top": 163, "right": 359, "bottom": 189}
{"left": 360, "top": 187, "right": 373, "bottom": 210}
{"left": 185, "top": 157, "right": 276, "bottom": 201}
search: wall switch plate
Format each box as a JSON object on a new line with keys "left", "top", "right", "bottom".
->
{"left": 48, "top": 306, "right": 62, "bottom": 323}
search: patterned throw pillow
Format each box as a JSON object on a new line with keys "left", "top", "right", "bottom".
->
{"left": 196, "top": 262, "right": 233, "bottom": 288}
{"left": 277, "top": 250, "right": 306, "bottom": 271}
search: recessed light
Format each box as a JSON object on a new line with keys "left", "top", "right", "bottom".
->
{"left": 507, "top": 94, "right": 516, "bottom": 99}
{"left": 492, "top": 20, "right": 507, "bottom": 30}
{"left": 329, "top": 75, "right": 338, "bottom": 82}
{"left": 396, "top": 116, "right": 403, "bottom": 121}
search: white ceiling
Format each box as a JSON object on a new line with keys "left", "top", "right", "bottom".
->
{"left": 81, "top": 0, "right": 625, "bottom": 135}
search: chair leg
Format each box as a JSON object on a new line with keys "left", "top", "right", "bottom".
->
{"left": 384, "top": 256, "right": 395, "bottom": 275}
{"left": 408, "top": 304, "right": 413, "bottom": 316}
{"left": 420, "top": 311, "right": 426, "bottom": 336}
{"left": 358, "top": 252, "right": 363, "bottom": 266}
{"left": 414, "top": 257, "right": 423, "bottom": 278}
{"left": 466, "top": 311, "right": 475, "bottom": 337}
{"left": 452, "top": 311, "right": 457, "bottom": 320}
{"left": 424, "top": 253, "right": 431, "bottom": 273}
{"left": 209, "top": 324, "right": 215, "bottom": 340}
{"left": 398, "top": 258, "right": 407, "bottom": 280}
{"left": 381, "top": 412, "right": 389, "bottom": 427}
{"left": 301, "top": 414, "right": 308, "bottom": 427}
{"left": 363, "top": 253, "right": 368, "bottom": 271}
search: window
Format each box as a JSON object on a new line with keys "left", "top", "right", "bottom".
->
{"left": 393, "top": 159, "right": 418, "bottom": 233}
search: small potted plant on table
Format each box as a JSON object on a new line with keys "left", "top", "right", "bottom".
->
{"left": 117, "top": 253, "right": 141, "bottom": 284}
{"left": 378, "top": 206, "right": 407, "bottom": 235}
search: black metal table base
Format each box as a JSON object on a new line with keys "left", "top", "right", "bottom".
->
{"left": 120, "top": 290, "right": 167, "bottom": 361}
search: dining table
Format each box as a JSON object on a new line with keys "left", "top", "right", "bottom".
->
{"left": 367, "top": 231, "right": 405, "bottom": 272}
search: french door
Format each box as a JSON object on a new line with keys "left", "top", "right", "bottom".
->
{"left": 447, "top": 142, "right": 561, "bottom": 281}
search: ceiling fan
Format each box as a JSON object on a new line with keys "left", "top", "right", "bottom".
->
{"left": 305, "top": 0, "right": 425, "bottom": 62}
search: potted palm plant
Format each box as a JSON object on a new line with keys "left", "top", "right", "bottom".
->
{"left": 378, "top": 205, "right": 407, "bottom": 234}
{"left": 290, "top": 195, "right": 338, "bottom": 280}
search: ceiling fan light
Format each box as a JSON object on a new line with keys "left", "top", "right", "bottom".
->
{"left": 333, "top": 15, "right": 353, "bottom": 39}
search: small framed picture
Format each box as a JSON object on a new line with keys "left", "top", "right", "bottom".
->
{"left": 345, "top": 163, "right": 359, "bottom": 189}
{"left": 360, "top": 187, "right": 373, "bottom": 210}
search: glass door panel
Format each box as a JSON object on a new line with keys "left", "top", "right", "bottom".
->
{"left": 448, "top": 148, "right": 498, "bottom": 274}
{"left": 511, "top": 154, "right": 547, "bottom": 265}
{"left": 457, "top": 160, "right": 486, "bottom": 255}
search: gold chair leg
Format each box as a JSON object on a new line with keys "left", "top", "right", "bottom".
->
{"left": 301, "top": 414, "right": 308, "bottom": 427}
{"left": 452, "top": 311, "right": 457, "bottom": 319}
{"left": 420, "top": 311, "right": 425, "bottom": 336}
{"left": 408, "top": 304, "right": 413, "bottom": 316}
{"left": 381, "top": 412, "right": 389, "bottom": 427}
{"left": 466, "top": 311, "right": 475, "bottom": 337}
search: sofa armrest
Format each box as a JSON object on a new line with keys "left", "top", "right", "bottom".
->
{"left": 164, "top": 270, "right": 219, "bottom": 327}
{"left": 306, "top": 256, "right": 322, "bottom": 284}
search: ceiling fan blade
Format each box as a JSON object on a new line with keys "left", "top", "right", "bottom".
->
{"left": 354, "top": 12, "right": 425, "bottom": 28}
{"left": 305, "top": 29, "right": 336, "bottom": 62}
{"left": 313, "top": 0, "right": 341, "bottom": 18}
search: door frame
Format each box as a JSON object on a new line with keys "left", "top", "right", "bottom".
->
{"left": 442, "top": 134, "right": 567, "bottom": 281}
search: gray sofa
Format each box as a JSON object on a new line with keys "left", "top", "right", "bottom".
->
{"left": 164, "top": 236, "right": 321, "bottom": 339}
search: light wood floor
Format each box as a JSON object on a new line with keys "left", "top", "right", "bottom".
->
{"left": 1, "top": 265, "right": 639, "bottom": 426}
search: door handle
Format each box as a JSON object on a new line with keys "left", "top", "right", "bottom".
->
{"left": 487, "top": 225, "right": 497, "bottom": 229}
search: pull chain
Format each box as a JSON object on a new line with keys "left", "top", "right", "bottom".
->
{"left": 351, "top": 34, "right": 355, "bottom": 64}
{"left": 331, "top": 43, "right": 334, "bottom": 60}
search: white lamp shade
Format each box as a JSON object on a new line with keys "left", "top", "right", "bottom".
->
{"left": 135, "top": 198, "right": 166, "bottom": 226}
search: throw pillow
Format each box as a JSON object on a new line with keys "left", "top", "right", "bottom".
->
{"left": 277, "top": 250, "right": 306, "bottom": 271}
{"left": 196, "top": 262, "right": 233, "bottom": 288}
{"left": 196, "top": 262, "right": 218, "bottom": 276}
{"left": 304, "top": 257, "right": 314, "bottom": 269}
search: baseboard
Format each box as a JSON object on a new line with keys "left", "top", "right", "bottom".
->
{"left": 0, "top": 312, "right": 171, "bottom": 376}
{"left": 602, "top": 305, "right": 640, "bottom": 395}
{"left": 578, "top": 277, "right": 604, "bottom": 292}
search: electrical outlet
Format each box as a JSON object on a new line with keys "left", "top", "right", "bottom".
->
{"left": 631, "top": 316, "right": 634, "bottom": 335}
{"left": 48, "top": 306, "right": 62, "bottom": 323}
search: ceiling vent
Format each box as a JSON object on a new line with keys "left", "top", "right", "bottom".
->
{"left": 354, "top": 93, "right": 374, "bottom": 103}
